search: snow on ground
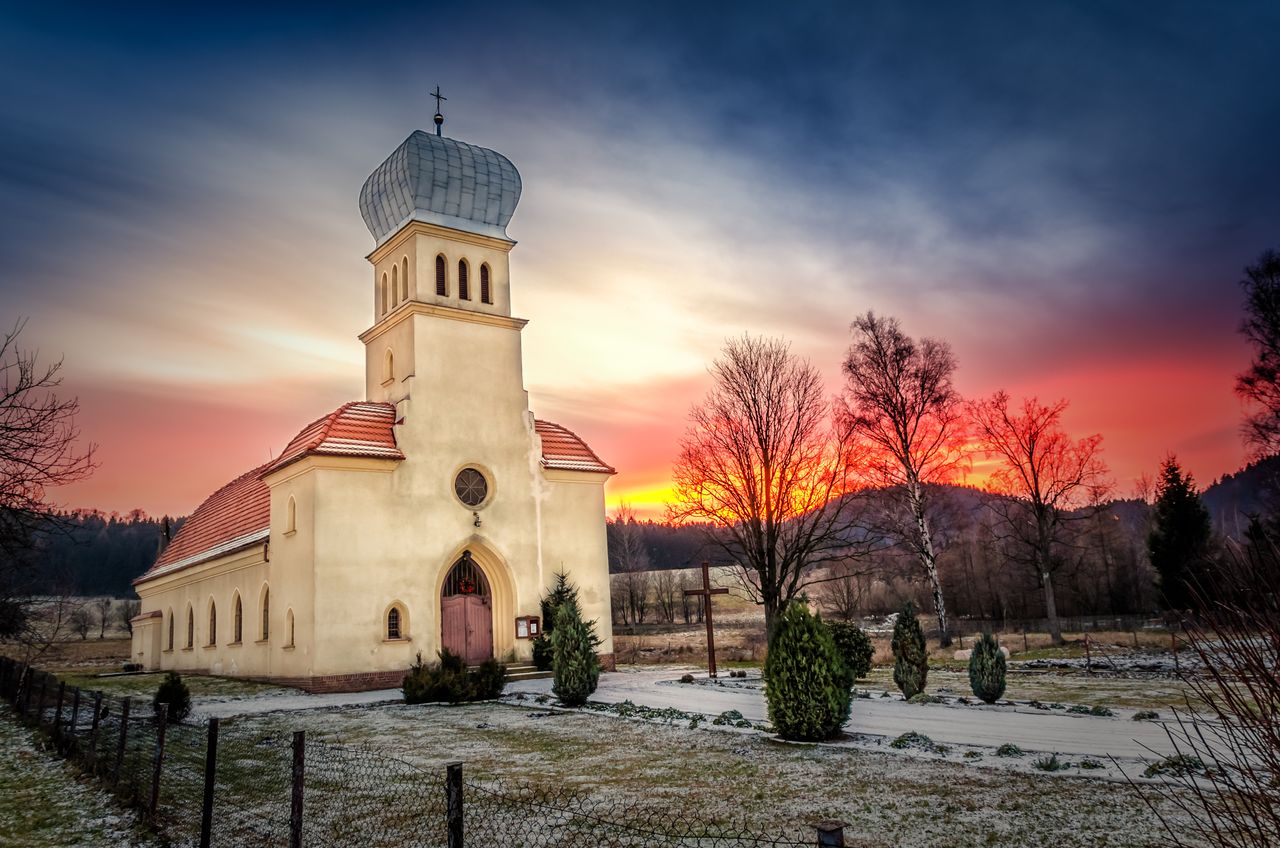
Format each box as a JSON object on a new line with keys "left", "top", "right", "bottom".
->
{"left": 193, "top": 666, "right": 1196, "bottom": 783}
{"left": 0, "top": 706, "right": 156, "bottom": 848}
{"left": 224, "top": 698, "right": 1205, "bottom": 847}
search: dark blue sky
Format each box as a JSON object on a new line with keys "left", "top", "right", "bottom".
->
{"left": 1, "top": 1, "right": 1276, "bottom": 512}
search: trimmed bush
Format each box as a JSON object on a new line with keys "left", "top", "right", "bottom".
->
{"left": 552, "top": 601, "right": 600, "bottom": 706}
{"left": 153, "top": 671, "right": 191, "bottom": 723}
{"left": 968, "top": 632, "right": 1007, "bottom": 704}
{"left": 891, "top": 601, "right": 928, "bottom": 700}
{"left": 403, "top": 650, "right": 507, "bottom": 704}
{"left": 827, "top": 621, "right": 874, "bottom": 680}
{"left": 763, "top": 602, "right": 853, "bottom": 742}
{"left": 531, "top": 635, "right": 553, "bottom": 671}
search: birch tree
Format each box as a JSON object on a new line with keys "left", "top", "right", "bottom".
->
{"left": 841, "top": 312, "right": 967, "bottom": 646}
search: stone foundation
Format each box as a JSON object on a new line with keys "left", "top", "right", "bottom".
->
{"left": 597, "top": 652, "right": 616, "bottom": 672}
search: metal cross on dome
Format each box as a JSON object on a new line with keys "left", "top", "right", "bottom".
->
{"left": 431, "top": 85, "right": 447, "bottom": 136}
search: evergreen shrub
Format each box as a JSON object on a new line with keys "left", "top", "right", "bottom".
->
{"left": 403, "top": 650, "right": 508, "bottom": 704}
{"left": 891, "top": 601, "right": 929, "bottom": 699}
{"left": 153, "top": 671, "right": 191, "bottom": 723}
{"left": 827, "top": 621, "right": 874, "bottom": 680}
{"left": 763, "top": 602, "right": 853, "bottom": 741}
{"left": 968, "top": 632, "right": 1007, "bottom": 704}
{"left": 552, "top": 601, "right": 600, "bottom": 706}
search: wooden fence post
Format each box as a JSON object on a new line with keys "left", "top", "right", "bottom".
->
{"left": 199, "top": 718, "right": 219, "bottom": 848}
{"left": 149, "top": 704, "right": 168, "bottom": 819}
{"left": 88, "top": 691, "right": 103, "bottom": 771}
{"left": 69, "top": 688, "right": 82, "bottom": 754}
{"left": 114, "top": 697, "right": 131, "bottom": 786}
{"left": 36, "top": 674, "right": 48, "bottom": 726}
{"left": 18, "top": 665, "right": 30, "bottom": 716}
{"left": 290, "top": 730, "right": 305, "bottom": 848}
{"left": 446, "top": 761, "right": 464, "bottom": 848}
{"left": 53, "top": 681, "right": 66, "bottom": 743}
{"left": 814, "top": 820, "right": 846, "bottom": 846}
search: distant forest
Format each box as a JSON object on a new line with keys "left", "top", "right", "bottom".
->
{"left": 23, "top": 456, "right": 1272, "bottom": 601}
{"left": 28, "top": 511, "right": 184, "bottom": 598}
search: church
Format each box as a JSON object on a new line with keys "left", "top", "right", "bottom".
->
{"left": 130, "top": 116, "right": 616, "bottom": 691}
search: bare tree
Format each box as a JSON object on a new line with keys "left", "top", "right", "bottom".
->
{"left": 69, "top": 604, "right": 93, "bottom": 640}
{"left": 1132, "top": 536, "right": 1280, "bottom": 847}
{"left": 817, "top": 558, "right": 873, "bottom": 621}
{"left": 969, "top": 391, "right": 1110, "bottom": 644}
{"left": 0, "top": 320, "right": 96, "bottom": 650}
{"left": 670, "top": 335, "right": 873, "bottom": 638}
{"left": 652, "top": 569, "right": 680, "bottom": 623}
{"left": 94, "top": 597, "right": 113, "bottom": 639}
{"left": 116, "top": 598, "right": 141, "bottom": 636}
{"left": 841, "top": 313, "right": 968, "bottom": 645}
{"left": 610, "top": 504, "right": 652, "bottom": 626}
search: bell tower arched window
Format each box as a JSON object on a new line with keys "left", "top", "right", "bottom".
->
{"left": 391, "top": 264, "right": 399, "bottom": 307}
{"left": 436, "top": 255, "right": 447, "bottom": 296}
{"left": 402, "top": 257, "right": 409, "bottom": 302}
{"left": 458, "top": 260, "right": 470, "bottom": 300}
{"left": 380, "top": 273, "right": 388, "bottom": 315}
{"left": 480, "top": 264, "right": 491, "bottom": 304}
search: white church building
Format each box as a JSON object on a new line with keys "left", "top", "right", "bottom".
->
{"left": 130, "top": 122, "right": 616, "bottom": 691}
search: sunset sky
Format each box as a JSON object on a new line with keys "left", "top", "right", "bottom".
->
{"left": 2, "top": 3, "right": 1277, "bottom": 519}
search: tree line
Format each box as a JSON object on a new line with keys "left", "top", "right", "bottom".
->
{"left": 646, "top": 249, "right": 1280, "bottom": 646}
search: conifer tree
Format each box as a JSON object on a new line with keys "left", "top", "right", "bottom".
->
{"left": 968, "top": 632, "right": 1006, "bottom": 704}
{"left": 1149, "top": 457, "right": 1213, "bottom": 611}
{"left": 551, "top": 601, "right": 599, "bottom": 706}
{"left": 764, "top": 602, "right": 853, "bottom": 741}
{"left": 891, "top": 600, "right": 928, "bottom": 699}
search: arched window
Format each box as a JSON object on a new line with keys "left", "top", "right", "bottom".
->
{"left": 387, "top": 606, "right": 402, "bottom": 640}
{"left": 208, "top": 600, "right": 217, "bottom": 646}
{"left": 186, "top": 605, "right": 194, "bottom": 649}
{"left": 402, "top": 257, "right": 409, "bottom": 302}
{"left": 286, "top": 496, "right": 297, "bottom": 533}
{"left": 480, "top": 264, "right": 491, "bottom": 304}
{"left": 391, "top": 264, "right": 399, "bottom": 307}
{"left": 380, "top": 273, "right": 388, "bottom": 315}
{"left": 233, "top": 593, "right": 243, "bottom": 643}
{"left": 261, "top": 586, "right": 270, "bottom": 641}
{"left": 167, "top": 610, "right": 174, "bottom": 651}
{"left": 436, "top": 255, "right": 447, "bottom": 296}
{"left": 458, "top": 260, "right": 470, "bottom": 300}
{"left": 382, "top": 348, "right": 394, "bottom": 383}
{"left": 286, "top": 609, "right": 295, "bottom": 648}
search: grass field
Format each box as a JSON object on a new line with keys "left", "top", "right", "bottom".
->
{"left": 222, "top": 699, "right": 1202, "bottom": 848}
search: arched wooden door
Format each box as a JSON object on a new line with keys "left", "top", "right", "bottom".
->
{"left": 440, "top": 551, "right": 493, "bottom": 665}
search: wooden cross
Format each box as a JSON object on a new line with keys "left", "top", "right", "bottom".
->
{"left": 684, "top": 561, "right": 729, "bottom": 677}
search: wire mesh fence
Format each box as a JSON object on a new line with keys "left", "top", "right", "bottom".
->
{"left": 0, "top": 658, "right": 827, "bottom": 847}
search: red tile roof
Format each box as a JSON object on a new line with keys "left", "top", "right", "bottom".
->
{"left": 266, "top": 401, "right": 404, "bottom": 474}
{"left": 137, "top": 460, "right": 273, "bottom": 583}
{"left": 136, "top": 401, "right": 403, "bottom": 585}
{"left": 135, "top": 407, "right": 611, "bottom": 585}
{"left": 535, "top": 419, "right": 616, "bottom": 475}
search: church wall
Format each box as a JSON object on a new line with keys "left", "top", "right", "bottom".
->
{"left": 406, "top": 229, "right": 512, "bottom": 317}
{"left": 133, "top": 547, "right": 274, "bottom": 679}
{"left": 364, "top": 316, "right": 415, "bottom": 406}
{"left": 263, "top": 467, "right": 318, "bottom": 681}
{"left": 537, "top": 470, "right": 615, "bottom": 658}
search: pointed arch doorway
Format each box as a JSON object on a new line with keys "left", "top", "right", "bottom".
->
{"left": 440, "top": 551, "right": 493, "bottom": 665}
